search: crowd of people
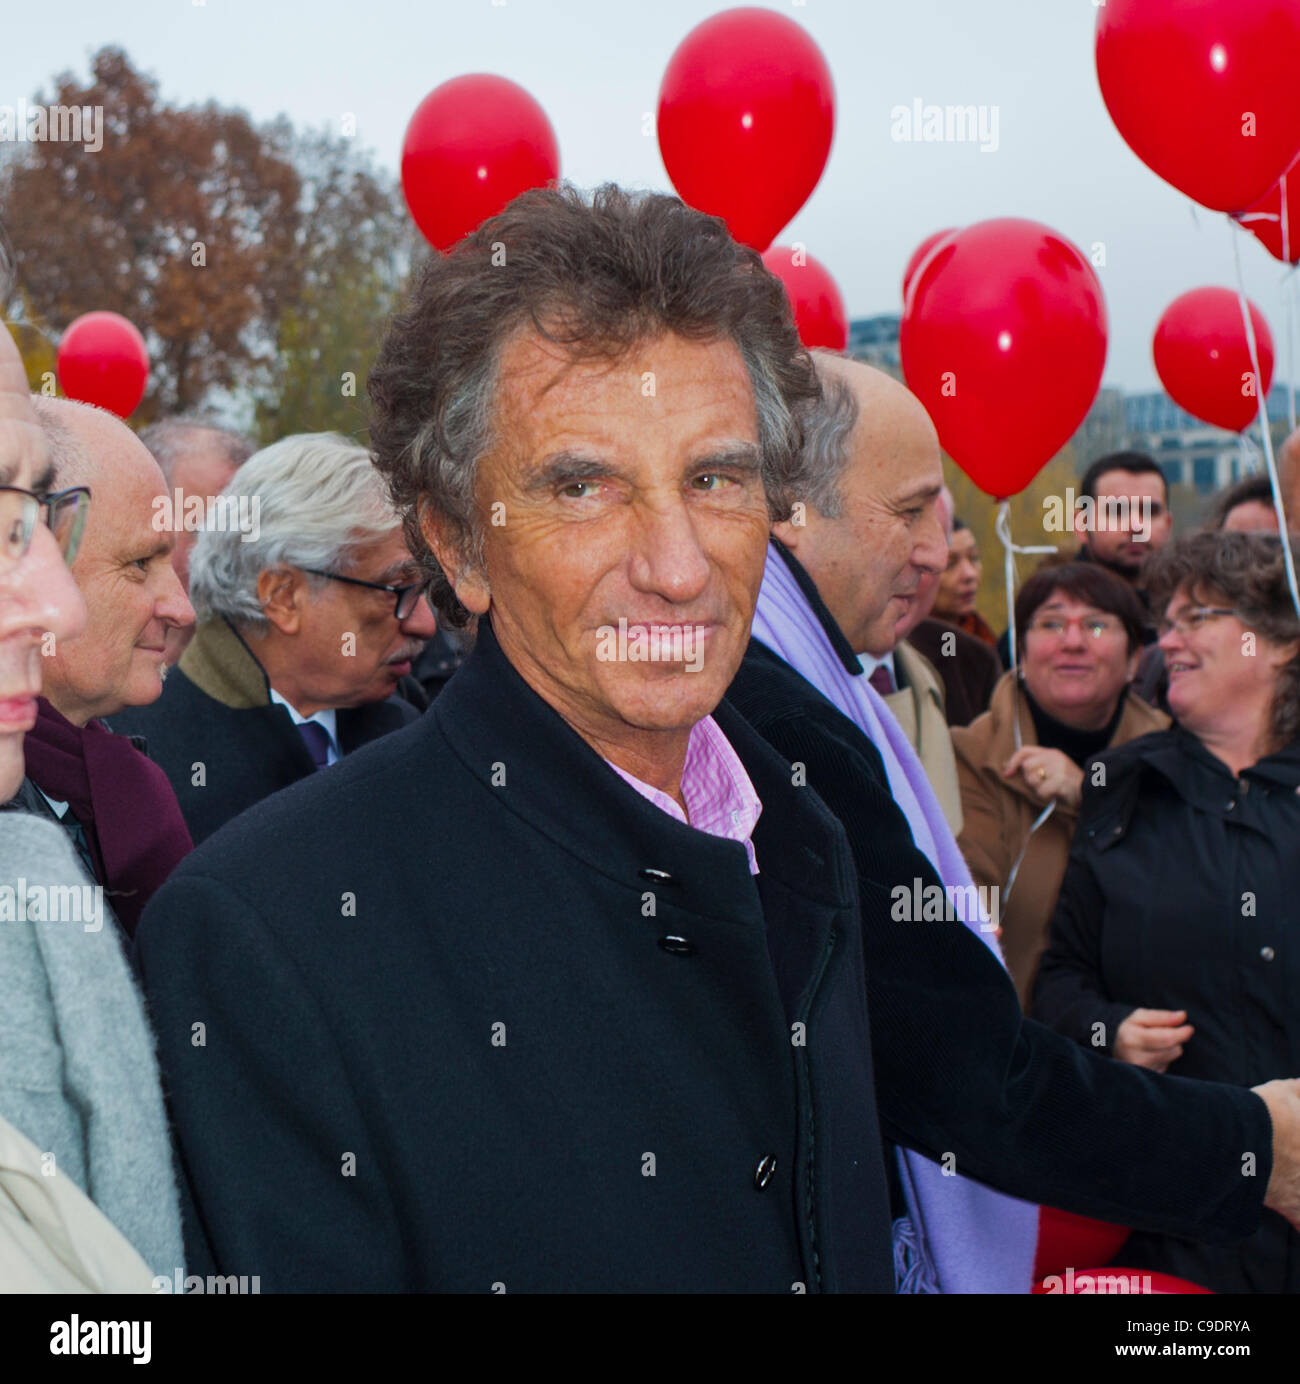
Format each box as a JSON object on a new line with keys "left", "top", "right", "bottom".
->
{"left": 3, "top": 184, "right": 1300, "bottom": 1294}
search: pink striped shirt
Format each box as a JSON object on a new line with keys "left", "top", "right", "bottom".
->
{"left": 605, "top": 715, "right": 762, "bottom": 873}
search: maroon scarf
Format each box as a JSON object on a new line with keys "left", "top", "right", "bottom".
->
{"left": 23, "top": 697, "right": 193, "bottom": 937}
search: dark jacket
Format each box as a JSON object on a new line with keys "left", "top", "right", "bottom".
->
{"left": 723, "top": 553, "right": 1274, "bottom": 1267}
{"left": 133, "top": 621, "right": 893, "bottom": 1292}
{"left": 906, "top": 618, "right": 1002, "bottom": 728}
{"left": 1032, "top": 726, "right": 1300, "bottom": 1291}
{"left": 109, "top": 617, "right": 419, "bottom": 845}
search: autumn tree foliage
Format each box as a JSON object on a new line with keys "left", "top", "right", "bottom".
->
{"left": 1, "top": 46, "right": 417, "bottom": 432}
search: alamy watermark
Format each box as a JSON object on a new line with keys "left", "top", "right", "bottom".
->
{"left": 890, "top": 99, "right": 999, "bottom": 153}
{"left": 595, "top": 618, "right": 705, "bottom": 673}
{"left": 152, "top": 488, "right": 261, "bottom": 544}
{"left": 0, "top": 880, "right": 103, "bottom": 932}
{"left": 1042, "top": 487, "right": 1153, "bottom": 543}
{"left": 890, "top": 877, "right": 1000, "bottom": 933}
{"left": 0, "top": 100, "right": 103, "bottom": 153}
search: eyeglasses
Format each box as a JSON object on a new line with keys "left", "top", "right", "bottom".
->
{"left": 1156, "top": 606, "right": 1237, "bottom": 639}
{"left": 298, "top": 566, "right": 429, "bottom": 620}
{"left": 1026, "top": 614, "right": 1125, "bottom": 640}
{"left": 0, "top": 485, "right": 92, "bottom": 568}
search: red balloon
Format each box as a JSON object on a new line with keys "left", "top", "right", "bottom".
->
{"left": 899, "top": 219, "right": 1108, "bottom": 500}
{"left": 901, "top": 229, "right": 957, "bottom": 305}
{"left": 1033, "top": 1267, "right": 1213, "bottom": 1295}
{"left": 658, "top": 8, "right": 834, "bottom": 251}
{"left": 401, "top": 74, "right": 559, "bottom": 252}
{"left": 1033, "top": 1206, "right": 1130, "bottom": 1281}
{"left": 56, "top": 312, "right": 149, "bottom": 418}
{"left": 1235, "top": 154, "right": 1300, "bottom": 263}
{"left": 1096, "top": 0, "right": 1300, "bottom": 214}
{"left": 1153, "top": 287, "right": 1274, "bottom": 433}
{"left": 761, "top": 246, "right": 848, "bottom": 350}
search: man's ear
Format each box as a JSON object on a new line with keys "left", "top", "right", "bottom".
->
{"left": 257, "top": 568, "right": 304, "bottom": 635}
{"left": 420, "top": 505, "right": 491, "bottom": 616}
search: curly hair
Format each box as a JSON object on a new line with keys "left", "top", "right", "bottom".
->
{"left": 1144, "top": 530, "right": 1300, "bottom": 745}
{"left": 367, "top": 182, "right": 820, "bottom": 626}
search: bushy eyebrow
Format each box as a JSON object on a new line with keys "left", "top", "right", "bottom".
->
{"left": 524, "top": 444, "right": 763, "bottom": 494}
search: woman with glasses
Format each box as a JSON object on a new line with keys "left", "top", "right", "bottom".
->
{"left": 1033, "top": 531, "right": 1300, "bottom": 1292}
{"left": 952, "top": 563, "right": 1168, "bottom": 1006}
{"left": 0, "top": 315, "right": 182, "bottom": 1289}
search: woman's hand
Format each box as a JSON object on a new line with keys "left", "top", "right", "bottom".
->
{"left": 1113, "top": 1008, "right": 1195, "bottom": 1071}
{"left": 1003, "top": 746, "right": 1085, "bottom": 808}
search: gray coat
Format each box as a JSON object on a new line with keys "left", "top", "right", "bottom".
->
{"left": 0, "top": 811, "right": 183, "bottom": 1278}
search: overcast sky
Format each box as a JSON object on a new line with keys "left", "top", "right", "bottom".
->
{"left": 3, "top": 0, "right": 1295, "bottom": 395}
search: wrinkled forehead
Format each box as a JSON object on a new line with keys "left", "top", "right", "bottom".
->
{"left": 0, "top": 325, "right": 47, "bottom": 489}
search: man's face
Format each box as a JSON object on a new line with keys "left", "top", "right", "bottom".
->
{"left": 280, "top": 528, "right": 437, "bottom": 709}
{"left": 45, "top": 430, "right": 193, "bottom": 725}
{"left": 167, "top": 440, "right": 241, "bottom": 589}
{"left": 429, "top": 331, "right": 769, "bottom": 756}
{"left": 1074, "top": 469, "right": 1172, "bottom": 576}
{"left": 778, "top": 387, "right": 947, "bottom": 659}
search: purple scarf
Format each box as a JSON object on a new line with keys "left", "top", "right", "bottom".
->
{"left": 751, "top": 543, "right": 1037, "bottom": 1294}
{"left": 23, "top": 698, "right": 193, "bottom": 938}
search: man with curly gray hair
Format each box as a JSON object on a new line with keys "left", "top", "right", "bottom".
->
{"left": 111, "top": 431, "right": 436, "bottom": 844}
{"left": 135, "top": 184, "right": 1300, "bottom": 1294}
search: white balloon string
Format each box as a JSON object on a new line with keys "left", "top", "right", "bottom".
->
{"left": 995, "top": 500, "right": 1057, "bottom": 751}
{"left": 1230, "top": 221, "right": 1300, "bottom": 620}
{"left": 1288, "top": 267, "right": 1299, "bottom": 434}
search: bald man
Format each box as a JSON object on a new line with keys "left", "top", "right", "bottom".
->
{"left": 13, "top": 399, "right": 195, "bottom": 936}
{"left": 726, "top": 356, "right": 1046, "bottom": 1292}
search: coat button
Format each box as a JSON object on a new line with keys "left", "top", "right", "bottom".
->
{"left": 639, "top": 867, "right": 679, "bottom": 886}
{"left": 1225, "top": 799, "right": 1235, "bottom": 812}
{"left": 753, "top": 1154, "right": 778, "bottom": 1190}
{"left": 658, "top": 935, "right": 696, "bottom": 957}
{"left": 1261, "top": 946, "right": 1276, "bottom": 961}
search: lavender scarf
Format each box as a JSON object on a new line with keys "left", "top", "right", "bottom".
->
{"left": 751, "top": 542, "right": 1037, "bottom": 1294}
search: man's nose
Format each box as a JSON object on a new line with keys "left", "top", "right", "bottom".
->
{"left": 914, "top": 512, "right": 948, "bottom": 576}
{"left": 399, "top": 595, "right": 439, "bottom": 640}
{"left": 157, "top": 564, "right": 196, "bottom": 630}
{"left": 626, "top": 496, "right": 711, "bottom": 603}
{"left": 22, "top": 522, "right": 87, "bottom": 644}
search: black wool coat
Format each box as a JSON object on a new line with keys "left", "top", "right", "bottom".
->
{"left": 110, "top": 618, "right": 419, "bottom": 845}
{"left": 134, "top": 621, "right": 894, "bottom": 1292}
{"left": 1032, "top": 726, "right": 1300, "bottom": 1292}
{"left": 721, "top": 550, "right": 1274, "bottom": 1256}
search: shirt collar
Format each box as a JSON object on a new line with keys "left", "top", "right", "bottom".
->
{"left": 604, "top": 714, "right": 763, "bottom": 874}
{"left": 857, "top": 650, "right": 897, "bottom": 682}
{"left": 268, "top": 688, "right": 339, "bottom": 748}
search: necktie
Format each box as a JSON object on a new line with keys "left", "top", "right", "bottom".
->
{"left": 867, "top": 664, "right": 896, "bottom": 697}
{"left": 297, "top": 720, "right": 333, "bottom": 770}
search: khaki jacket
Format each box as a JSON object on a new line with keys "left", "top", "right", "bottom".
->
{"left": 951, "top": 672, "right": 1168, "bottom": 1006}
{"left": 0, "top": 1115, "right": 155, "bottom": 1293}
{"left": 884, "top": 641, "right": 964, "bottom": 836}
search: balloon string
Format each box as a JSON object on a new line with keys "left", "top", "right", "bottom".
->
{"left": 1230, "top": 221, "right": 1300, "bottom": 621}
{"left": 995, "top": 500, "right": 1057, "bottom": 751}
{"left": 1288, "top": 267, "right": 1299, "bottom": 435}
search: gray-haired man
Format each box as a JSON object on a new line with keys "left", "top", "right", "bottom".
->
{"left": 110, "top": 431, "right": 437, "bottom": 844}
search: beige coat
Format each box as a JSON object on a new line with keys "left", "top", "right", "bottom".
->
{"left": 0, "top": 1115, "right": 155, "bottom": 1293}
{"left": 884, "top": 641, "right": 964, "bottom": 836}
{"left": 951, "top": 672, "right": 1168, "bottom": 1007}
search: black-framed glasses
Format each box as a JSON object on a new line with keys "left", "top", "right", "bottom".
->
{"left": 298, "top": 566, "right": 428, "bottom": 620}
{"left": 1156, "top": 606, "right": 1238, "bottom": 639}
{"left": 0, "top": 485, "right": 92, "bottom": 567}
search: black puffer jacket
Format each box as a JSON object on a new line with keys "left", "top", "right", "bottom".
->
{"left": 1033, "top": 725, "right": 1300, "bottom": 1291}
